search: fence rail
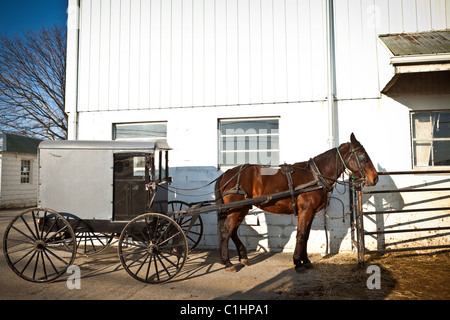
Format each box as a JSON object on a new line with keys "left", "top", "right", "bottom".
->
{"left": 350, "top": 170, "right": 450, "bottom": 264}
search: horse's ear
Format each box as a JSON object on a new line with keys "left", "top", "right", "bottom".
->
{"left": 350, "top": 132, "right": 358, "bottom": 144}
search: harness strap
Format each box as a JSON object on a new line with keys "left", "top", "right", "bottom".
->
{"left": 280, "top": 164, "right": 298, "bottom": 215}
{"left": 336, "top": 146, "right": 351, "bottom": 176}
{"left": 222, "top": 164, "right": 249, "bottom": 198}
{"left": 309, "top": 158, "right": 333, "bottom": 192}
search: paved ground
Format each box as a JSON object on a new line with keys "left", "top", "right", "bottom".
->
{"left": 1, "top": 208, "right": 449, "bottom": 303}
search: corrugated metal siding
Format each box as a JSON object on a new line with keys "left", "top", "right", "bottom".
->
{"left": 333, "top": 0, "right": 450, "bottom": 100}
{"left": 76, "top": 0, "right": 450, "bottom": 110}
{"left": 77, "top": 0, "right": 328, "bottom": 112}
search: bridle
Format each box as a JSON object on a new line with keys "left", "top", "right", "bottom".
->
{"left": 336, "top": 143, "right": 369, "bottom": 181}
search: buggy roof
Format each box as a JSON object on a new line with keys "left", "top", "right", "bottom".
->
{"left": 38, "top": 140, "right": 170, "bottom": 152}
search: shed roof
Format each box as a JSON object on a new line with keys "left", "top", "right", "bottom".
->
{"left": 379, "top": 30, "right": 450, "bottom": 56}
{"left": 0, "top": 131, "right": 42, "bottom": 154}
{"left": 38, "top": 140, "right": 171, "bottom": 151}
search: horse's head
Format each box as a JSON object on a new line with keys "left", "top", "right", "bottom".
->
{"left": 342, "top": 133, "right": 379, "bottom": 186}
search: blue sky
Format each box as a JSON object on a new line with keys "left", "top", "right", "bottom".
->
{"left": 0, "top": 0, "right": 67, "bottom": 35}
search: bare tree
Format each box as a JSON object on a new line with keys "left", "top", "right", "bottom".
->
{"left": 0, "top": 25, "right": 67, "bottom": 140}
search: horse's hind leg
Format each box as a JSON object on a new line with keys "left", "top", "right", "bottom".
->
{"left": 231, "top": 228, "right": 248, "bottom": 266}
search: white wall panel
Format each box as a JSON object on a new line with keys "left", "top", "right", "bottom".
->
{"left": 160, "top": 0, "right": 172, "bottom": 108}
{"left": 78, "top": 0, "right": 91, "bottom": 111}
{"left": 170, "top": 0, "right": 182, "bottom": 108}
{"left": 402, "top": 0, "right": 418, "bottom": 32}
{"left": 261, "top": 0, "right": 275, "bottom": 103}
{"left": 417, "top": 0, "right": 433, "bottom": 30}
{"left": 89, "top": 0, "right": 101, "bottom": 110}
{"left": 238, "top": 0, "right": 251, "bottom": 105}
{"left": 139, "top": 0, "right": 151, "bottom": 108}
{"left": 226, "top": 0, "right": 239, "bottom": 105}
{"left": 99, "top": 0, "right": 111, "bottom": 110}
{"left": 286, "top": 0, "right": 301, "bottom": 102}
{"left": 361, "top": 0, "right": 380, "bottom": 98}
{"left": 430, "top": 0, "right": 448, "bottom": 30}
{"left": 333, "top": 0, "right": 351, "bottom": 99}
{"left": 204, "top": 0, "right": 216, "bottom": 106}
{"left": 129, "top": 0, "right": 141, "bottom": 109}
{"left": 108, "top": 0, "right": 121, "bottom": 110}
{"left": 388, "top": 0, "right": 404, "bottom": 32}
{"left": 447, "top": 0, "right": 450, "bottom": 27}
{"left": 273, "top": 0, "right": 288, "bottom": 102}
{"left": 215, "top": 0, "right": 227, "bottom": 105}
{"left": 309, "top": 0, "right": 326, "bottom": 100}
{"left": 118, "top": 0, "right": 130, "bottom": 109}
{"left": 249, "top": 0, "right": 263, "bottom": 103}
{"left": 78, "top": 0, "right": 329, "bottom": 110}
{"left": 149, "top": 0, "right": 161, "bottom": 108}
{"left": 76, "top": 0, "right": 450, "bottom": 111}
{"left": 333, "top": 0, "right": 450, "bottom": 100}
{"left": 297, "top": 0, "right": 313, "bottom": 101}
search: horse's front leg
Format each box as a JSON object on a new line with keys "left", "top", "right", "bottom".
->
{"left": 231, "top": 208, "right": 250, "bottom": 266}
{"left": 293, "top": 207, "right": 315, "bottom": 273}
{"left": 300, "top": 217, "right": 314, "bottom": 269}
{"left": 219, "top": 210, "right": 244, "bottom": 272}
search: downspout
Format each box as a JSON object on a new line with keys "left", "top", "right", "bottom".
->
{"left": 65, "top": 0, "right": 80, "bottom": 140}
{"left": 323, "top": 0, "right": 336, "bottom": 256}
{"left": 325, "top": 0, "right": 336, "bottom": 149}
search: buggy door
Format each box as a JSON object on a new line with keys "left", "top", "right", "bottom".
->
{"left": 113, "top": 153, "right": 149, "bottom": 221}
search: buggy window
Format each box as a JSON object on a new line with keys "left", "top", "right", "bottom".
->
{"left": 114, "top": 154, "right": 147, "bottom": 180}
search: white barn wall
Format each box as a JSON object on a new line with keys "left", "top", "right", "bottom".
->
{"left": 76, "top": 0, "right": 330, "bottom": 112}
{"left": 70, "top": 0, "right": 450, "bottom": 253}
{"left": 74, "top": 0, "right": 450, "bottom": 111}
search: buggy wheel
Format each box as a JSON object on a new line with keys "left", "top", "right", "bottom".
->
{"left": 2, "top": 207, "right": 76, "bottom": 283}
{"left": 167, "top": 200, "right": 203, "bottom": 251}
{"left": 64, "top": 216, "right": 114, "bottom": 256}
{"left": 118, "top": 213, "right": 188, "bottom": 284}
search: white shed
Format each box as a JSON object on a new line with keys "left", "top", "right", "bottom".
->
{"left": 0, "top": 132, "right": 42, "bottom": 209}
{"left": 65, "top": 0, "right": 450, "bottom": 253}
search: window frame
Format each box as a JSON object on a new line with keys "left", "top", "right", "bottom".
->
{"left": 113, "top": 121, "right": 167, "bottom": 142}
{"left": 20, "top": 159, "right": 31, "bottom": 184}
{"left": 410, "top": 110, "right": 450, "bottom": 169}
{"left": 218, "top": 117, "right": 280, "bottom": 169}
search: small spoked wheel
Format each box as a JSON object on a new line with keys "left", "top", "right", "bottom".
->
{"left": 2, "top": 208, "right": 76, "bottom": 283}
{"left": 118, "top": 213, "right": 188, "bottom": 284}
{"left": 167, "top": 200, "right": 203, "bottom": 251}
{"left": 64, "top": 216, "right": 115, "bottom": 256}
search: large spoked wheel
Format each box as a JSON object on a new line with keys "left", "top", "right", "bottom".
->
{"left": 2, "top": 208, "right": 76, "bottom": 283}
{"left": 167, "top": 200, "right": 203, "bottom": 251}
{"left": 118, "top": 213, "right": 188, "bottom": 284}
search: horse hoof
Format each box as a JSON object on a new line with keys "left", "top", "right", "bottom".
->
{"left": 303, "top": 262, "right": 314, "bottom": 270}
{"left": 226, "top": 265, "right": 237, "bottom": 272}
{"left": 240, "top": 259, "right": 249, "bottom": 266}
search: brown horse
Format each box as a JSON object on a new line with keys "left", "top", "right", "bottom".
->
{"left": 214, "top": 133, "right": 378, "bottom": 272}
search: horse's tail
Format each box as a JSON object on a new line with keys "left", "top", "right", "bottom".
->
{"left": 215, "top": 173, "right": 225, "bottom": 216}
{"left": 215, "top": 173, "right": 227, "bottom": 239}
